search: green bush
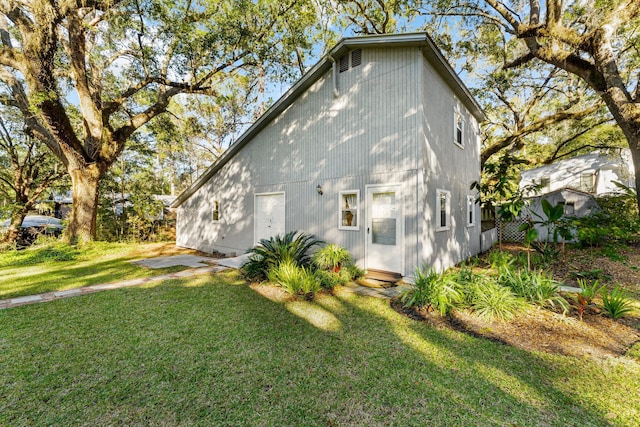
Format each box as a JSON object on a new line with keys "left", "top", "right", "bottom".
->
{"left": 497, "top": 267, "right": 568, "bottom": 313}
{"left": 571, "top": 195, "right": 640, "bottom": 247}
{"left": 400, "top": 267, "right": 464, "bottom": 316}
{"left": 313, "top": 244, "right": 352, "bottom": 271}
{"left": 343, "top": 263, "right": 364, "bottom": 280}
{"left": 314, "top": 269, "right": 343, "bottom": 290}
{"left": 267, "top": 260, "right": 321, "bottom": 299}
{"left": 467, "top": 279, "right": 524, "bottom": 322}
{"left": 601, "top": 285, "right": 634, "bottom": 319}
{"left": 242, "top": 231, "right": 323, "bottom": 282}
{"left": 487, "top": 250, "right": 514, "bottom": 270}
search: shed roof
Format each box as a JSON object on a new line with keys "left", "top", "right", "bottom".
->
{"left": 172, "top": 32, "right": 485, "bottom": 208}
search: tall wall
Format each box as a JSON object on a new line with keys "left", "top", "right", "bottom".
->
{"left": 177, "top": 47, "right": 423, "bottom": 274}
{"left": 419, "top": 54, "right": 482, "bottom": 272}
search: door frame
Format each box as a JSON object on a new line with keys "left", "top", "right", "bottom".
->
{"left": 254, "top": 191, "right": 286, "bottom": 245}
{"left": 364, "top": 183, "right": 405, "bottom": 275}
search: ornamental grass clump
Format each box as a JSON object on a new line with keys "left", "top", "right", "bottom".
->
{"left": 466, "top": 279, "right": 524, "bottom": 322}
{"left": 601, "top": 285, "right": 634, "bottom": 319}
{"left": 267, "top": 260, "right": 320, "bottom": 299}
{"left": 313, "top": 244, "right": 352, "bottom": 272}
{"left": 311, "top": 244, "right": 363, "bottom": 290}
{"left": 400, "top": 267, "right": 464, "bottom": 316}
{"left": 497, "top": 267, "right": 569, "bottom": 314}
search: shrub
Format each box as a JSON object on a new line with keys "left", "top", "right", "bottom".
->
{"left": 314, "top": 269, "right": 343, "bottom": 290}
{"left": 497, "top": 267, "right": 569, "bottom": 313}
{"left": 343, "top": 263, "right": 365, "bottom": 280}
{"left": 400, "top": 267, "right": 464, "bottom": 316}
{"left": 467, "top": 279, "right": 524, "bottom": 322}
{"left": 242, "top": 231, "right": 323, "bottom": 282}
{"left": 268, "top": 260, "right": 321, "bottom": 299}
{"left": 601, "top": 285, "right": 634, "bottom": 319}
{"left": 313, "top": 244, "right": 352, "bottom": 271}
{"left": 487, "top": 250, "right": 514, "bottom": 270}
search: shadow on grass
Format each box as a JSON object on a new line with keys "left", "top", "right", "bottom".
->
{"left": 0, "top": 257, "right": 187, "bottom": 299}
{"left": 2, "top": 274, "right": 634, "bottom": 425}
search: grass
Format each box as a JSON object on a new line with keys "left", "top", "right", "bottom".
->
{"left": 0, "top": 242, "right": 190, "bottom": 299}
{"left": 1, "top": 270, "right": 639, "bottom": 426}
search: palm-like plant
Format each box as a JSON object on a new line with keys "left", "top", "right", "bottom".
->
{"left": 242, "top": 231, "right": 323, "bottom": 281}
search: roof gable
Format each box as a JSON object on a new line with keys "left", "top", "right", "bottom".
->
{"left": 172, "top": 32, "right": 484, "bottom": 208}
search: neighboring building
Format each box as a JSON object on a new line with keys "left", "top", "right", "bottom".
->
{"left": 519, "top": 150, "right": 636, "bottom": 196}
{"left": 171, "top": 33, "right": 486, "bottom": 276}
{"left": 524, "top": 189, "right": 601, "bottom": 242}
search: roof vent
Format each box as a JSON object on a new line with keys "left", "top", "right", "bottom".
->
{"left": 351, "top": 49, "right": 362, "bottom": 67}
{"left": 339, "top": 54, "right": 349, "bottom": 73}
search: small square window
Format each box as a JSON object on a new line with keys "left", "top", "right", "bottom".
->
{"left": 467, "top": 195, "right": 476, "bottom": 227}
{"left": 563, "top": 202, "right": 575, "bottom": 216}
{"left": 540, "top": 176, "right": 551, "bottom": 192}
{"left": 212, "top": 200, "right": 220, "bottom": 222}
{"left": 454, "top": 111, "right": 464, "bottom": 148}
{"left": 436, "top": 189, "right": 451, "bottom": 231}
{"left": 580, "top": 172, "right": 595, "bottom": 193}
{"left": 339, "top": 190, "right": 359, "bottom": 230}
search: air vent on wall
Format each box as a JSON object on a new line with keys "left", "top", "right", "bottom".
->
{"left": 339, "top": 54, "right": 349, "bottom": 73}
{"left": 351, "top": 49, "right": 362, "bottom": 67}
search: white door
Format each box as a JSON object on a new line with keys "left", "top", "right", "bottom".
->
{"left": 366, "top": 185, "right": 403, "bottom": 274}
{"left": 254, "top": 193, "right": 285, "bottom": 244}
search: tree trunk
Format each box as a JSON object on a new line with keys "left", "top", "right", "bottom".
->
{"left": 65, "top": 164, "right": 102, "bottom": 244}
{"left": 629, "top": 142, "right": 640, "bottom": 214}
{"left": 1, "top": 206, "right": 28, "bottom": 244}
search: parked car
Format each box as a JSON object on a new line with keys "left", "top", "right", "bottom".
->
{"left": 0, "top": 215, "right": 65, "bottom": 246}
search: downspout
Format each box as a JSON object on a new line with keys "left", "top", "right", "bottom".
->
{"left": 328, "top": 56, "right": 339, "bottom": 98}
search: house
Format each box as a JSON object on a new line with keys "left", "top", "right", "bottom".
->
{"left": 523, "top": 189, "right": 601, "bottom": 242}
{"left": 519, "top": 150, "right": 636, "bottom": 196}
{"left": 171, "top": 32, "right": 486, "bottom": 276}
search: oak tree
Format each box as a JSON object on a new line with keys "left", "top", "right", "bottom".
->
{"left": 0, "top": 0, "right": 318, "bottom": 242}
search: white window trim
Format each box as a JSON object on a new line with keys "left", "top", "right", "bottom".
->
{"left": 212, "top": 200, "right": 221, "bottom": 223}
{"left": 339, "top": 190, "right": 360, "bottom": 231}
{"left": 466, "top": 195, "right": 476, "bottom": 227}
{"left": 436, "top": 189, "right": 451, "bottom": 231}
{"left": 453, "top": 109, "right": 464, "bottom": 149}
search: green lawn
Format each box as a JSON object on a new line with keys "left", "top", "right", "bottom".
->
{"left": 1, "top": 270, "right": 638, "bottom": 426}
{"left": 0, "top": 242, "right": 189, "bottom": 299}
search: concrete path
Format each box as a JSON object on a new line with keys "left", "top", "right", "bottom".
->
{"left": 1, "top": 253, "right": 406, "bottom": 310}
{"left": 133, "top": 254, "right": 215, "bottom": 269}
{"left": 0, "top": 265, "right": 226, "bottom": 310}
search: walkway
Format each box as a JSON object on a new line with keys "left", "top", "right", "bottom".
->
{"left": 0, "top": 255, "right": 406, "bottom": 310}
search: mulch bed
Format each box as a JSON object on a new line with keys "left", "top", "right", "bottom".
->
{"left": 391, "top": 298, "right": 640, "bottom": 359}
{"left": 390, "top": 243, "right": 640, "bottom": 360}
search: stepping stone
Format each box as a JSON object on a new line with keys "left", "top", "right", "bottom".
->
{"left": 53, "top": 289, "right": 82, "bottom": 297}
{"left": 11, "top": 295, "right": 42, "bottom": 304}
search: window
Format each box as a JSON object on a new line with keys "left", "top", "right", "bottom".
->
{"left": 212, "top": 200, "right": 220, "bottom": 222}
{"left": 467, "top": 195, "right": 476, "bottom": 227}
{"left": 453, "top": 111, "right": 464, "bottom": 147}
{"left": 561, "top": 202, "right": 575, "bottom": 216}
{"left": 580, "top": 172, "right": 595, "bottom": 193}
{"left": 339, "top": 190, "right": 359, "bottom": 230}
{"left": 540, "top": 176, "right": 551, "bottom": 192}
{"left": 436, "top": 189, "right": 451, "bottom": 231}
{"left": 351, "top": 49, "right": 362, "bottom": 67}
